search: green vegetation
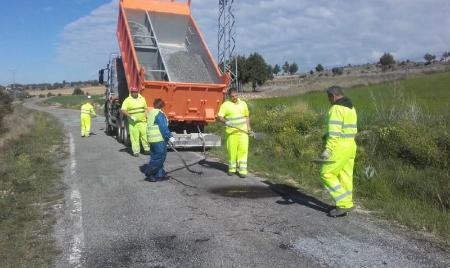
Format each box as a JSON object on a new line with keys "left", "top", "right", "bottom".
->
{"left": 0, "top": 106, "right": 65, "bottom": 267}
{"left": 44, "top": 95, "right": 104, "bottom": 114}
{"left": 207, "top": 72, "right": 450, "bottom": 242}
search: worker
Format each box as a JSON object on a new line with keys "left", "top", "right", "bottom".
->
{"left": 145, "top": 98, "right": 175, "bottom": 182}
{"left": 120, "top": 86, "right": 150, "bottom": 157}
{"left": 80, "top": 95, "right": 96, "bottom": 137}
{"left": 320, "top": 86, "right": 358, "bottom": 217}
{"left": 217, "top": 88, "right": 251, "bottom": 178}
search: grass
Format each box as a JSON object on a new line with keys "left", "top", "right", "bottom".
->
{"left": 0, "top": 105, "right": 65, "bottom": 267}
{"left": 44, "top": 95, "right": 104, "bottom": 114}
{"left": 207, "top": 71, "right": 450, "bottom": 244}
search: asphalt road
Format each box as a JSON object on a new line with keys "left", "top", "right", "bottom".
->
{"left": 25, "top": 100, "right": 449, "bottom": 268}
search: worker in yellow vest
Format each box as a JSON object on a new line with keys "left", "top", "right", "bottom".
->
{"left": 217, "top": 88, "right": 251, "bottom": 178}
{"left": 80, "top": 96, "right": 96, "bottom": 137}
{"left": 145, "top": 98, "right": 175, "bottom": 182}
{"left": 121, "top": 86, "right": 150, "bottom": 157}
{"left": 320, "top": 86, "right": 358, "bottom": 217}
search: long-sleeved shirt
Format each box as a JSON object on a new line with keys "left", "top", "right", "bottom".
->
{"left": 154, "top": 111, "right": 172, "bottom": 141}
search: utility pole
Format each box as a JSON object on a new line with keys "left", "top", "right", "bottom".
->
{"left": 218, "top": 0, "right": 238, "bottom": 91}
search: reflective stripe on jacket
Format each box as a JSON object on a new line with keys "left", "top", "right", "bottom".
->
{"left": 121, "top": 94, "right": 148, "bottom": 122}
{"left": 325, "top": 101, "right": 357, "bottom": 152}
{"left": 147, "top": 109, "right": 165, "bottom": 143}
{"left": 217, "top": 99, "right": 249, "bottom": 135}
{"left": 81, "top": 103, "right": 96, "bottom": 117}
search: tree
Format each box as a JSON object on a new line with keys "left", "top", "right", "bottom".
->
{"left": 309, "top": 70, "right": 314, "bottom": 75}
{"left": 332, "top": 67, "right": 344, "bottom": 76}
{"left": 235, "top": 54, "right": 249, "bottom": 89}
{"left": 288, "top": 62, "right": 299, "bottom": 75}
{"left": 315, "top": 64, "right": 324, "bottom": 72}
{"left": 282, "top": 61, "right": 290, "bottom": 74}
{"left": 267, "top": 65, "right": 274, "bottom": 80}
{"left": 72, "top": 87, "right": 84, "bottom": 95}
{"left": 379, "top": 52, "right": 395, "bottom": 71}
{"left": 246, "top": 52, "right": 270, "bottom": 91}
{"left": 424, "top": 53, "right": 436, "bottom": 64}
{"left": 273, "top": 64, "right": 281, "bottom": 75}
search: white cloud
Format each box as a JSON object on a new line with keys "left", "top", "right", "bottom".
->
{"left": 57, "top": 0, "right": 450, "bottom": 80}
{"left": 56, "top": 0, "right": 119, "bottom": 79}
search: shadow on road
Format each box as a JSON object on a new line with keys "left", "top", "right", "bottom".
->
{"left": 198, "top": 159, "right": 228, "bottom": 173}
{"left": 119, "top": 147, "right": 134, "bottom": 156}
{"left": 263, "top": 181, "right": 332, "bottom": 213}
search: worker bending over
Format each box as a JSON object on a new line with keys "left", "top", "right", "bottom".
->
{"left": 217, "top": 88, "right": 251, "bottom": 178}
{"left": 320, "top": 86, "right": 358, "bottom": 217}
{"left": 80, "top": 95, "right": 96, "bottom": 137}
{"left": 121, "top": 86, "right": 150, "bottom": 157}
{"left": 145, "top": 99, "right": 175, "bottom": 182}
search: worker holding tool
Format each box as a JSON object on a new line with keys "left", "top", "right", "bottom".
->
{"left": 80, "top": 95, "right": 96, "bottom": 137}
{"left": 145, "top": 98, "right": 175, "bottom": 182}
{"left": 217, "top": 88, "right": 251, "bottom": 178}
{"left": 320, "top": 86, "right": 358, "bottom": 217}
{"left": 121, "top": 86, "right": 150, "bottom": 157}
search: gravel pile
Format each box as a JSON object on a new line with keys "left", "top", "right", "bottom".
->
{"left": 164, "top": 50, "right": 214, "bottom": 83}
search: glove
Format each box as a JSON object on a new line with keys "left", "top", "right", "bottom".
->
{"left": 320, "top": 150, "right": 331, "bottom": 160}
{"left": 225, "top": 121, "right": 233, "bottom": 127}
{"left": 169, "top": 137, "right": 175, "bottom": 144}
{"left": 129, "top": 116, "right": 136, "bottom": 122}
{"left": 249, "top": 130, "right": 255, "bottom": 137}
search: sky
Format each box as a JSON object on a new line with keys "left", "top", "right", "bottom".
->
{"left": 1, "top": 0, "right": 449, "bottom": 85}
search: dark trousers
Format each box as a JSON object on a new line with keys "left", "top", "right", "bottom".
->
{"left": 145, "top": 141, "right": 167, "bottom": 178}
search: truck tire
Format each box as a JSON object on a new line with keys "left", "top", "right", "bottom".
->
{"left": 122, "top": 118, "right": 131, "bottom": 146}
{"left": 117, "top": 117, "right": 123, "bottom": 143}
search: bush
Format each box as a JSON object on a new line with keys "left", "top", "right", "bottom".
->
{"left": 72, "top": 87, "right": 84, "bottom": 95}
{"left": 38, "top": 94, "right": 45, "bottom": 98}
{"left": 47, "top": 92, "right": 54, "bottom": 97}
{"left": 332, "top": 67, "right": 344, "bottom": 75}
{"left": 374, "top": 122, "right": 447, "bottom": 168}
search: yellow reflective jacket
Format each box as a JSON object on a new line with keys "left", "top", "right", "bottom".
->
{"left": 121, "top": 94, "right": 148, "bottom": 123}
{"left": 217, "top": 98, "right": 249, "bottom": 135}
{"left": 325, "top": 97, "right": 357, "bottom": 152}
{"left": 81, "top": 103, "right": 96, "bottom": 117}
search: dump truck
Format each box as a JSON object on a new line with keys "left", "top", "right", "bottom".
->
{"left": 100, "top": 0, "right": 229, "bottom": 148}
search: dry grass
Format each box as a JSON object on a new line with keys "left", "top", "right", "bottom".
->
{"left": 0, "top": 105, "right": 35, "bottom": 149}
{"left": 27, "top": 86, "right": 104, "bottom": 96}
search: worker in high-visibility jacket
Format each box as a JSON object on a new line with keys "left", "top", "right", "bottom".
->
{"left": 217, "top": 88, "right": 251, "bottom": 178}
{"left": 320, "top": 86, "right": 358, "bottom": 217}
{"left": 121, "top": 86, "right": 150, "bottom": 157}
{"left": 80, "top": 96, "right": 96, "bottom": 137}
{"left": 145, "top": 98, "right": 175, "bottom": 182}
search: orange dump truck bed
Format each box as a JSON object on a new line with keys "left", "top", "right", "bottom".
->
{"left": 117, "top": 0, "right": 229, "bottom": 124}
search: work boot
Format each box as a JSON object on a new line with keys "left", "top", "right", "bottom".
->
{"left": 238, "top": 173, "right": 246, "bottom": 178}
{"left": 143, "top": 150, "right": 150, "bottom": 155}
{"left": 145, "top": 176, "right": 157, "bottom": 182}
{"left": 227, "top": 172, "right": 234, "bottom": 176}
{"left": 328, "top": 207, "right": 354, "bottom": 217}
{"left": 133, "top": 153, "right": 139, "bottom": 157}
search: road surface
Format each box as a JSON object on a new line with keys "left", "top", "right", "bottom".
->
{"left": 26, "top": 100, "right": 449, "bottom": 268}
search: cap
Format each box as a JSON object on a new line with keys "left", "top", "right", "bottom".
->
{"left": 130, "top": 86, "right": 139, "bottom": 92}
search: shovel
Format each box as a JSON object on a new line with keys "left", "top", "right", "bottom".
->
{"left": 226, "top": 124, "right": 265, "bottom": 140}
{"left": 310, "top": 159, "right": 335, "bottom": 164}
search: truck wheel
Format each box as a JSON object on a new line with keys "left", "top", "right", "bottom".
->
{"left": 122, "top": 119, "right": 131, "bottom": 146}
{"left": 105, "top": 116, "right": 114, "bottom": 136}
{"left": 117, "top": 118, "right": 123, "bottom": 143}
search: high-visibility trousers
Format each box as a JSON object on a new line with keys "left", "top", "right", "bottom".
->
{"left": 226, "top": 132, "right": 249, "bottom": 175}
{"left": 145, "top": 141, "right": 167, "bottom": 178}
{"left": 129, "top": 121, "right": 150, "bottom": 154}
{"left": 320, "top": 141, "right": 357, "bottom": 209}
{"left": 80, "top": 115, "right": 91, "bottom": 137}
